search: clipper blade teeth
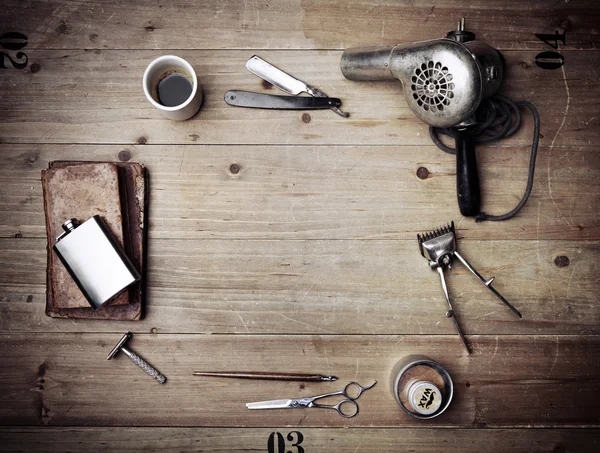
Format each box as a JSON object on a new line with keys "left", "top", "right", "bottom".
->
{"left": 417, "top": 221, "right": 455, "bottom": 246}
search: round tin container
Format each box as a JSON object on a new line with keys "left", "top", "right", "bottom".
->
{"left": 390, "top": 355, "right": 453, "bottom": 419}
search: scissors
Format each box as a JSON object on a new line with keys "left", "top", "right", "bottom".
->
{"left": 245, "top": 380, "right": 377, "bottom": 418}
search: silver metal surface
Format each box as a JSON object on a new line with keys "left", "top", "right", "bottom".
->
{"left": 391, "top": 356, "right": 454, "bottom": 419}
{"left": 246, "top": 55, "right": 349, "bottom": 117}
{"left": 436, "top": 266, "right": 470, "bottom": 353}
{"left": 246, "top": 399, "right": 295, "bottom": 410}
{"left": 53, "top": 216, "right": 140, "bottom": 309}
{"left": 340, "top": 21, "right": 503, "bottom": 127}
{"left": 246, "top": 55, "right": 308, "bottom": 95}
{"left": 107, "top": 332, "right": 167, "bottom": 384}
{"left": 417, "top": 221, "right": 521, "bottom": 353}
{"left": 453, "top": 251, "right": 522, "bottom": 318}
{"left": 246, "top": 380, "right": 376, "bottom": 418}
{"left": 107, "top": 332, "right": 132, "bottom": 359}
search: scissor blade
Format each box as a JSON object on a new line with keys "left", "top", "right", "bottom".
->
{"left": 246, "top": 399, "right": 294, "bottom": 410}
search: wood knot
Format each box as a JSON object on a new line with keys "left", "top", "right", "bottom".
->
{"left": 151, "top": 327, "right": 158, "bottom": 335}
{"left": 137, "top": 137, "right": 147, "bottom": 145}
{"left": 30, "top": 63, "right": 40, "bottom": 73}
{"left": 554, "top": 255, "right": 570, "bottom": 268}
{"left": 301, "top": 113, "right": 311, "bottom": 124}
{"left": 38, "top": 362, "right": 48, "bottom": 378}
{"left": 89, "top": 33, "right": 98, "bottom": 42}
{"left": 118, "top": 150, "right": 132, "bottom": 162}
{"left": 416, "top": 167, "right": 430, "bottom": 179}
{"left": 519, "top": 61, "right": 529, "bottom": 69}
{"left": 229, "top": 163, "right": 240, "bottom": 174}
{"left": 27, "top": 154, "right": 38, "bottom": 164}
{"left": 261, "top": 80, "right": 273, "bottom": 90}
{"left": 56, "top": 20, "right": 70, "bottom": 35}
{"left": 145, "top": 25, "right": 155, "bottom": 32}
{"left": 14, "top": 232, "right": 23, "bottom": 238}
{"left": 465, "top": 382, "right": 471, "bottom": 388}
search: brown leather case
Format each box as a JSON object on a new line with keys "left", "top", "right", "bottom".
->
{"left": 42, "top": 161, "right": 148, "bottom": 320}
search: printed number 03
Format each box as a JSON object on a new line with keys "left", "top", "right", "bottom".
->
{"left": 267, "top": 431, "right": 304, "bottom": 453}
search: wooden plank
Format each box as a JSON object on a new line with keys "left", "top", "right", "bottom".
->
{"left": 0, "top": 50, "right": 594, "bottom": 146}
{"left": 0, "top": 427, "right": 597, "bottom": 453}
{"left": 0, "top": 0, "right": 596, "bottom": 50}
{"left": 0, "top": 334, "right": 598, "bottom": 427}
{"left": 1, "top": 144, "right": 599, "bottom": 241}
{"left": 1, "top": 237, "right": 598, "bottom": 335}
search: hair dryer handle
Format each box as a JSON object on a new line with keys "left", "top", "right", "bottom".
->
{"left": 455, "top": 128, "right": 481, "bottom": 217}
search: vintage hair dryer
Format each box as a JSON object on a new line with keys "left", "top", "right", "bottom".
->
{"left": 341, "top": 19, "right": 504, "bottom": 216}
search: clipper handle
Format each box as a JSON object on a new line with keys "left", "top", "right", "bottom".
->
{"left": 455, "top": 128, "right": 481, "bottom": 217}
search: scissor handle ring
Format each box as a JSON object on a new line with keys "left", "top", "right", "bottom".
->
{"left": 343, "top": 381, "right": 367, "bottom": 399}
{"left": 335, "top": 399, "right": 359, "bottom": 418}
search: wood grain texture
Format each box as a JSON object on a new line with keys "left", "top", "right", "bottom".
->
{"left": 0, "top": 0, "right": 598, "bottom": 448}
{"left": 0, "top": 50, "right": 595, "bottom": 146}
{"left": 0, "top": 0, "right": 595, "bottom": 50}
{"left": 1, "top": 238, "right": 597, "bottom": 334}
{"left": 0, "top": 427, "right": 597, "bottom": 453}
{"left": 1, "top": 144, "right": 598, "bottom": 241}
{"left": 0, "top": 334, "right": 598, "bottom": 427}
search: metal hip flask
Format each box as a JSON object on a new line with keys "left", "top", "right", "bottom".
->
{"left": 53, "top": 216, "right": 140, "bottom": 309}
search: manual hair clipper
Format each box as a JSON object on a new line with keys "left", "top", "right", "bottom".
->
{"left": 341, "top": 18, "right": 504, "bottom": 217}
{"left": 417, "top": 221, "right": 521, "bottom": 353}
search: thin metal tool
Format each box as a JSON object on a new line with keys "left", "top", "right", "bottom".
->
{"left": 107, "top": 332, "right": 166, "bottom": 384}
{"left": 246, "top": 380, "right": 376, "bottom": 418}
{"left": 224, "top": 90, "right": 341, "bottom": 110}
{"left": 193, "top": 371, "right": 338, "bottom": 382}
{"left": 417, "top": 221, "right": 522, "bottom": 353}
{"left": 246, "top": 55, "right": 349, "bottom": 118}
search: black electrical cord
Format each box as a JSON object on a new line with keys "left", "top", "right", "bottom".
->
{"left": 429, "top": 95, "right": 540, "bottom": 222}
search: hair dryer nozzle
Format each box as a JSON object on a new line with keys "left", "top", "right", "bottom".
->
{"left": 341, "top": 46, "right": 396, "bottom": 81}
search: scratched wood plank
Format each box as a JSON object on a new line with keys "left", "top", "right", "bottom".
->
{"left": 0, "top": 334, "right": 598, "bottom": 427}
{"left": 0, "top": 144, "right": 598, "bottom": 241}
{"left": 0, "top": 427, "right": 597, "bottom": 453}
{"left": 0, "top": 50, "right": 594, "bottom": 146}
{"left": 0, "top": 0, "right": 596, "bottom": 50}
{"left": 1, "top": 238, "right": 597, "bottom": 334}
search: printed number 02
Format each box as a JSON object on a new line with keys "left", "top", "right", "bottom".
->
{"left": 0, "top": 32, "right": 29, "bottom": 69}
{"left": 267, "top": 431, "right": 304, "bottom": 453}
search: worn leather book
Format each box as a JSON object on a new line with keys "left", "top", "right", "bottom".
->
{"left": 42, "top": 161, "right": 148, "bottom": 320}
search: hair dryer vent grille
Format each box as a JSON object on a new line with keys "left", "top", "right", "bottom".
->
{"left": 411, "top": 61, "right": 455, "bottom": 112}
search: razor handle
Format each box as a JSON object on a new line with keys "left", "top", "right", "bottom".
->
{"left": 455, "top": 128, "right": 481, "bottom": 217}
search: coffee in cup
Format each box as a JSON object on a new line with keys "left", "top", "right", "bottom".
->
{"left": 143, "top": 55, "right": 203, "bottom": 121}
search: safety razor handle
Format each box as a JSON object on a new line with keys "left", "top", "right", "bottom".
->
{"left": 122, "top": 348, "right": 167, "bottom": 384}
{"left": 455, "top": 129, "right": 481, "bottom": 217}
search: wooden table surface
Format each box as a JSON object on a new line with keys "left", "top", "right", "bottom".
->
{"left": 1, "top": 1, "right": 599, "bottom": 451}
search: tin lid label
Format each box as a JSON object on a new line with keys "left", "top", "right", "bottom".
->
{"left": 408, "top": 381, "right": 442, "bottom": 415}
